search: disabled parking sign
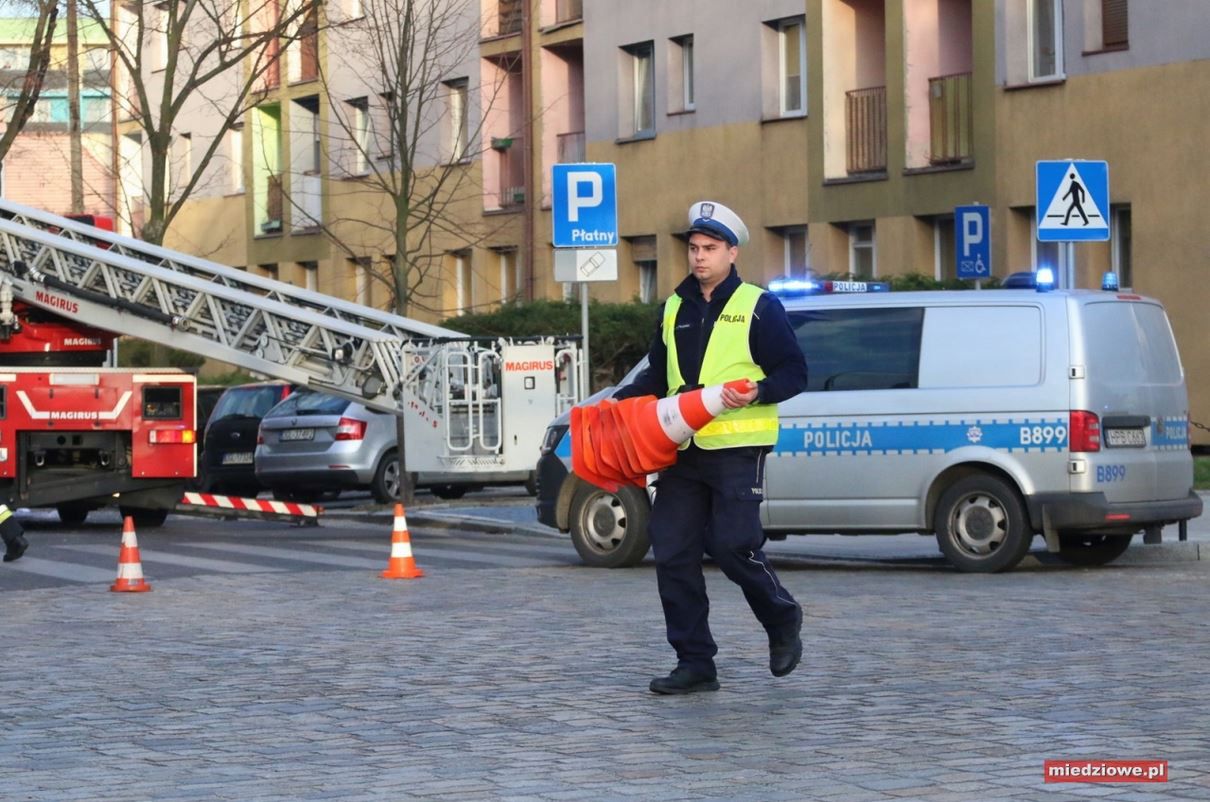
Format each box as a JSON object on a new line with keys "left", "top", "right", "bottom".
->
{"left": 1036, "top": 160, "right": 1110, "bottom": 242}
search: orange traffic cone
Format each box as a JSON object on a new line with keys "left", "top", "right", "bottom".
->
{"left": 381, "top": 503, "right": 424, "bottom": 579}
{"left": 571, "top": 379, "right": 756, "bottom": 492}
{"left": 110, "top": 516, "right": 152, "bottom": 592}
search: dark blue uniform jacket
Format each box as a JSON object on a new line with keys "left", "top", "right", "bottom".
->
{"left": 614, "top": 267, "right": 808, "bottom": 410}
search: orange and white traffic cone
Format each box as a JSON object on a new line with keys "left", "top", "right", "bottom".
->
{"left": 110, "top": 516, "right": 152, "bottom": 592}
{"left": 381, "top": 503, "right": 424, "bottom": 579}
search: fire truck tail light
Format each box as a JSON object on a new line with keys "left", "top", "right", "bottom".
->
{"left": 334, "top": 417, "right": 367, "bottom": 441}
{"left": 149, "top": 429, "right": 196, "bottom": 445}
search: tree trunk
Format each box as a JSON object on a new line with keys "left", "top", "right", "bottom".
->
{"left": 67, "top": 0, "right": 84, "bottom": 214}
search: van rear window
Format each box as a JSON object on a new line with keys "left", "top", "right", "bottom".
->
{"left": 789, "top": 307, "right": 923, "bottom": 391}
{"left": 1084, "top": 302, "right": 1182, "bottom": 384}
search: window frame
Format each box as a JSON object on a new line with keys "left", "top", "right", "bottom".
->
{"left": 623, "top": 41, "right": 656, "bottom": 137}
{"left": 848, "top": 222, "right": 876, "bottom": 277}
{"left": 778, "top": 16, "right": 807, "bottom": 116}
{"left": 1027, "top": 0, "right": 1065, "bottom": 82}
{"left": 788, "top": 306, "right": 925, "bottom": 393}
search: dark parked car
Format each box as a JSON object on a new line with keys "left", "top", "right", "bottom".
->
{"left": 200, "top": 381, "right": 295, "bottom": 497}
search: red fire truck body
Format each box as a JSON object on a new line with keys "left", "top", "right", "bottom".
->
{"left": 0, "top": 303, "right": 197, "bottom": 521}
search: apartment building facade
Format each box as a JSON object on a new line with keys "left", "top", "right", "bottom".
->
{"left": 149, "top": 0, "right": 1210, "bottom": 441}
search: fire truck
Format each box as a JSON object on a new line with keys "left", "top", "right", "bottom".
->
{"left": 0, "top": 199, "right": 583, "bottom": 524}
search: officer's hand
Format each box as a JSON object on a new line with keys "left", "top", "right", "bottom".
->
{"left": 721, "top": 383, "right": 759, "bottom": 409}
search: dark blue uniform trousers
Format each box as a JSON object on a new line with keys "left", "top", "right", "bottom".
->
{"left": 648, "top": 445, "right": 800, "bottom": 674}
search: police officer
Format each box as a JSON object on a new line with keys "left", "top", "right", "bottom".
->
{"left": 1, "top": 503, "right": 28, "bottom": 562}
{"left": 615, "top": 201, "right": 808, "bottom": 694}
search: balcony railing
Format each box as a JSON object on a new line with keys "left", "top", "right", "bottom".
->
{"left": 556, "top": 130, "right": 584, "bottom": 163}
{"left": 846, "top": 85, "right": 886, "bottom": 174}
{"left": 262, "top": 174, "right": 283, "bottom": 233}
{"left": 493, "top": 135, "right": 525, "bottom": 208}
{"left": 497, "top": 0, "right": 522, "bottom": 35}
{"left": 928, "top": 72, "right": 972, "bottom": 164}
{"left": 556, "top": 0, "right": 582, "bottom": 23}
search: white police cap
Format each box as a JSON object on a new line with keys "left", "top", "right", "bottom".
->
{"left": 687, "top": 201, "right": 749, "bottom": 247}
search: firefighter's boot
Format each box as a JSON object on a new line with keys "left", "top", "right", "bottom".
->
{"left": 1, "top": 504, "right": 28, "bottom": 563}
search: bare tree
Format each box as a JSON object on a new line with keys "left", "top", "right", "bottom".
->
{"left": 80, "top": 0, "right": 317, "bottom": 243}
{"left": 0, "top": 0, "right": 58, "bottom": 164}
{"left": 317, "top": 0, "right": 506, "bottom": 318}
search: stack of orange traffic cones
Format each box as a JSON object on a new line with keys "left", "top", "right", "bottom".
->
{"left": 381, "top": 503, "right": 424, "bottom": 579}
{"left": 110, "top": 516, "right": 152, "bottom": 592}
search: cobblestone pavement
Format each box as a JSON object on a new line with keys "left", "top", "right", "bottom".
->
{"left": 3, "top": 556, "right": 1208, "bottom": 801}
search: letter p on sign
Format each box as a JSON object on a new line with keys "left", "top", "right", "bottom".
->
{"left": 567, "top": 171, "right": 602, "bottom": 222}
{"left": 961, "top": 211, "right": 983, "bottom": 257}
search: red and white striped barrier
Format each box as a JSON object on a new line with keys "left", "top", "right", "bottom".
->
{"left": 178, "top": 492, "right": 322, "bottom": 523}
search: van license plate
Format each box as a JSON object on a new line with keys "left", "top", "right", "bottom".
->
{"left": 221, "top": 451, "right": 254, "bottom": 465}
{"left": 281, "top": 428, "right": 314, "bottom": 442}
{"left": 1105, "top": 428, "right": 1146, "bottom": 448}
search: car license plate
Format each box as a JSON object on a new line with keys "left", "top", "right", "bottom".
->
{"left": 221, "top": 451, "right": 254, "bottom": 465}
{"left": 1105, "top": 428, "right": 1146, "bottom": 448}
{"left": 280, "top": 428, "right": 315, "bottom": 442}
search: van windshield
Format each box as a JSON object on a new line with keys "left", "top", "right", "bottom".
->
{"left": 1084, "top": 301, "right": 1182, "bottom": 385}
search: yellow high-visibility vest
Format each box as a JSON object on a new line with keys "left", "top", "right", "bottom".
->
{"left": 663, "top": 282, "right": 779, "bottom": 449}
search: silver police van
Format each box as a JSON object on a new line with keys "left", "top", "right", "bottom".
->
{"left": 535, "top": 274, "right": 1202, "bottom": 573}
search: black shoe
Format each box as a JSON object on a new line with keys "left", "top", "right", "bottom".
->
{"left": 649, "top": 667, "right": 720, "bottom": 695}
{"left": 769, "top": 605, "right": 803, "bottom": 677}
{"left": 3, "top": 533, "right": 29, "bottom": 563}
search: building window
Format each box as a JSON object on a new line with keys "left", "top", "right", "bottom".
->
{"left": 229, "top": 126, "right": 244, "bottom": 193}
{"left": 1112, "top": 205, "right": 1132, "bottom": 288}
{"left": 775, "top": 226, "right": 809, "bottom": 276}
{"left": 499, "top": 249, "right": 522, "bottom": 301}
{"left": 454, "top": 251, "right": 473, "bottom": 313}
{"left": 778, "top": 17, "right": 806, "bottom": 115}
{"left": 628, "top": 235, "right": 658, "bottom": 302}
{"left": 849, "top": 222, "right": 875, "bottom": 277}
{"left": 622, "top": 42, "right": 655, "bottom": 137}
{"left": 299, "top": 261, "right": 318, "bottom": 291}
{"left": 933, "top": 217, "right": 956, "bottom": 280}
{"left": 1028, "top": 0, "right": 1064, "bottom": 81}
{"left": 347, "top": 97, "right": 370, "bottom": 175}
{"left": 349, "top": 257, "right": 371, "bottom": 305}
{"left": 1102, "top": 0, "right": 1128, "bottom": 49}
{"left": 445, "top": 78, "right": 469, "bottom": 162}
{"left": 669, "top": 35, "right": 694, "bottom": 113}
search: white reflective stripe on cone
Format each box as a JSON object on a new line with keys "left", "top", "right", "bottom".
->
{"left": 655, "top": 396, "right": 695, "bottom": 443}
{"left": 390, "top": 541, "right": 414, "bottom": 558}
{"left": 394, "top": 514, "right": 408, "bottom": 530}
{"left": 116, "top": 563, "right": 145, "bottom": 579}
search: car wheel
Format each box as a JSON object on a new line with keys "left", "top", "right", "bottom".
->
{"left": 119, "top": 506, "right": 169, "bottom": 529}
{"left": 569, "top": 483, "right": 650, "bottom": 568}
{"left": 371, "top": 450, "right": 400, "bottom": 504}
{"left": 56, "top": 503, "right": 91, "bottom": 527}
{"left": 1055, "top": 533, "right": 1133, "bottom": 567}
{"left": 933, "top": 474, "right": 1032, "bottom": 573}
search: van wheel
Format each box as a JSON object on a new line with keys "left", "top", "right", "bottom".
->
{"left": 934, "top": 475, "right": 1032, "bottom": 573}
{"left": 371, "top": 450, "right": 400, "bottom": 504}
{"left": 1055, "top": 533, "right": 1133, "bottom": 567}
{"left": 569, "top": 483, "right": 650, "bottom": 568}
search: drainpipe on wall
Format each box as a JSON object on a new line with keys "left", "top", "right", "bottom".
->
{"left": 521, "top": 0, "right": 535, "bottom": 300}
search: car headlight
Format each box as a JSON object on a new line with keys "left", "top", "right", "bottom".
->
{"left": 540, "top": 424, "right": 567, "bottom": 455}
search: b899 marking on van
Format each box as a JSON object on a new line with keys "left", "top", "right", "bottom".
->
{"left": 1019, "top": 424, "right": 1067, "bottom": 447}
{"left": 1096, "top": 464, "right": 1128, "bottom": 483}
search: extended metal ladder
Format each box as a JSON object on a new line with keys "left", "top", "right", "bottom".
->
{"left": 0, "top": 199, "right": 582, "bottom": 477}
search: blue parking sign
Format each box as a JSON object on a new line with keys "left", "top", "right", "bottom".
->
{"left": 955, "top": 204, "right": 991, "bottom": 280}
{"left": 552, "top": 164, "right": 617, "bottom": 248}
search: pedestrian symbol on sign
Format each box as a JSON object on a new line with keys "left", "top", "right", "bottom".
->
{"left": 1036, "top": 160, "right": 1110, "bottom": 241}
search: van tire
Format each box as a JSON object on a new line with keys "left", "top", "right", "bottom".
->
{"left": 934, "top": 475, "right": 1032, "bottom": 573}
{"left": 371, "top": 450, "right": 400, "bottom": 504}
{"left": 56, "top": 503, "right": 91, "bottom": 527}
{"left": 1055, "top": 533, "right": 1133, "bottom": 567}
{"left": 569, "top": 484, "right": 650, "bottom": 568}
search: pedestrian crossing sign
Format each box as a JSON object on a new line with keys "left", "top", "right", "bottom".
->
{"left": 1036, "top": 160, "right": 1110, "bottom": 242}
